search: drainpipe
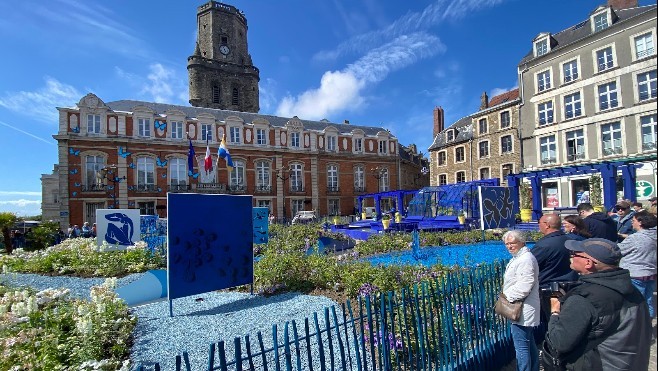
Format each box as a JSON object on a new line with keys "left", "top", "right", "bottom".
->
{"left": 469, "top": 138, "right": 474, "bottom": 181}
{"left": 518, "top": 64, "right": 527, "bottom": 172}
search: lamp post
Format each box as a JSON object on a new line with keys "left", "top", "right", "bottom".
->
{"left": 275, "top": 166, "right": 292, "bottom": 223}
{"left": 370, "top": 166, "right": 387, "bottom": 190}
{"left": 100, "top": 165, "right": 126, "bottom": 209}
{"left": 414, "top": 166, "right": 430, "bottom": 187}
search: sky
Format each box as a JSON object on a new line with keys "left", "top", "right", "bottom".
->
{"left": 0, "top": 0, "right": 655, "bottom": 217}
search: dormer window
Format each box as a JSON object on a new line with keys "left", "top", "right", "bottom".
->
{"left": 535, "top": 39, "right": 548, "bottom": 57}
{"left": 593, "top": 13, "right": 608, "bottom": 31}
{"left": 446, "top": 130, "right": 455, "bottom": 142}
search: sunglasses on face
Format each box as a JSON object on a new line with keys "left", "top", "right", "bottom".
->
{"left": 570, "top": 251, "right": 597, "bottom": 263}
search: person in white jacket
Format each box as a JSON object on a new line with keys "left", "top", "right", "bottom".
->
{"left": 502, "top": 230, "right": 541, "bottom": 371}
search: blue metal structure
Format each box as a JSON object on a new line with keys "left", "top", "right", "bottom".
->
{"left": 506, "top": 155, "right": 654, "bottom": 221}
{"left": 356, "top": 189, "right": 419, "bottom": 220}
{"left": 406, "top": 179, "right": 500, "bottom": 220}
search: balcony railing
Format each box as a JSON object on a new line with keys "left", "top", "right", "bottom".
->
{"left": 602, "top": 147, "right": 622, "bottom": 156}
{"left": 354, "top": 186, "right": 365, "bottom": 193}
{"left": 82, "top": 184, "right": 106, "bottom": 192}
{"left": 290, "top": 184, "right": 305, "bottom": 193}
{"left": 135, "top": 184, "right": 157, "bottom": 192}
{"left": 327, "top": 186, "right": 340, "bottom": 193}
{"left": 255, "top": 185, "right": 272, "bottom": 193}
{"left": 642, "top": 141, "right": 656, "bottom": 151}
{"left": 168, "top": 184, "right": 190, "bottom": 192}
{"left": 541, "top": 157, "right": 557, "bottom": 165}
{"left": 229, "top": 184, "right": 246, "bottom": 193}
{"left": 194, "top": 182, "right": 227, "bottom": 194}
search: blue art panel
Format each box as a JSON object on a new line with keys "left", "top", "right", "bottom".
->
{"left": 479, "top": 186, "right": 516, "bottom": 230}
{"left": 253, "top": 207, "right": 269, "bottom": 244}
{"left": 167, "top": 193, "right": 253, "bottom": 300}
{"left": 95, "top": 209, "right": 141, "bottom": 250}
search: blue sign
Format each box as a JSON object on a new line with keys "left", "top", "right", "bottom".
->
{"left": 167, "top": 193, "right": 254, "bottom": 300}
{"left": 479, "top": 186, "right": 516, "bottom": 230}
{"left": 253, "top": 207, "right": 269, "bottom": 244}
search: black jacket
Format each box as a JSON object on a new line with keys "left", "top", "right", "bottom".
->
{"left": 546, "top": 268, "right": 651, "bottom": 370}
{"left": 532, "top": 231, "right": 578, "bottom": 286}
{"left": 583, "top": 212, "right": 617, "bottom": 241}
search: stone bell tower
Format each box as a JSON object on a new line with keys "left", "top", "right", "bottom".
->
{"left": 188, "top": 1, "right": 260, "bottom": 112}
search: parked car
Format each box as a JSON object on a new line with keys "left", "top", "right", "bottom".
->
{"left": 291, "top": 211, "right": 317, "bottom": 225}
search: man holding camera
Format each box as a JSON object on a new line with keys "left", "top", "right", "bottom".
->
{"left": 544, "top": 238, "right": 651, "bottom": 370}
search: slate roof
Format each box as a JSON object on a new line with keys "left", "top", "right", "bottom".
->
{"left": 104, "top": 99, "right": 394, "bottom": 138}
{"left": 518, "top": 4, "right": 656, "bottom": 65}
{"left": 428, "top": 89, "right": 520, "bottom": 151}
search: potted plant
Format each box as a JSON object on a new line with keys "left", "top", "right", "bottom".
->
{"left": 589, "top": 174, "right": 604, "bottom": 212}
{"left": 381, "top": 213, "right": 391, "bottom": 230}
{"left": 519, "top": 182, "right": 533, "bottom": 222}
{"left": 333, "top": 215, "right": 340, "bottom": 225}
{"left": 457, "top": 210, "right": 466, "bottom": 225}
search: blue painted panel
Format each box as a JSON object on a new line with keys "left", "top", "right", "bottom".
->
{"left": 479, "top": 186, "right": 516, "bottom": 229}
{"left": 253, "top": 207, "right": 269, "bottom": 244}
{"left": 167, "top": 193, "right": 254, "bottom": 300}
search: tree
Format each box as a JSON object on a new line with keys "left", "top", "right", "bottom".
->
{"left": 0, "top": 212, "right": 18, "bottom": 254}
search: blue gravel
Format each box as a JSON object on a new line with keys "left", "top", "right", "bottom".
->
{"left": 0, "top": 273, "right": 354, "bottom": 370}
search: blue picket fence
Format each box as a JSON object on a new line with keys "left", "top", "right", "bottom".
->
{"left": 137, "top": 261, "right": 514, "bottom": 370}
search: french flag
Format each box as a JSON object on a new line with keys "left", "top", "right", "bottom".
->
{"left": 218, "top": 135, "right": 234, "bottom": 171}
{"left": 204, "top": 139, "right": 213, "bottom": 173}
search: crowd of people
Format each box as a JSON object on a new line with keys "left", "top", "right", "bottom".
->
{"left": 501, "top": 199, "right": 656, "bottom": 370}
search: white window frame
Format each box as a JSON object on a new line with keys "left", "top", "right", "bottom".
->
{"left": 565, "top": 129, "right": 586, "bottom": 162}
{"left": 539, "top": 135, "right": 557, "bottom": 165}
{"left": 446, "top": 130, "right": 455, "bottom": 142}
{"left": 326, "top": 135, "right": 337, "bottom": 152}
{"left": 478, "top": 118, "right": 488, "bottom": 134}
{"left": 631, "top": 30, "right": 656, "bottom": 61}
{"left": 327, "top": 164, "right": 339, "bottom": 191}
{"left": 378, "top": 140, "right": 387, "bottom": 154}
{"left": 600, "top": 121, "right": 624, "bottom": 157}
{"left": 596, "top": 79, "right": 620, "bottom": 112}
{"left": 437, "top": 150, "right": 447, "bottom": 166}
{"left": 170, "top": 121, "right": 184, "bottom": 140}
{"left": 256, "top": 160, "right": 270, "bottom": 189}
{"left": 230, "top": 160, "right": 246, "bottom": 189}
{"left": 328, "top": 199, "right": 340, "bottom": 216}
{"left": 170, "top": 158, "right": 187, "bottom": 187}
{"left": 636, "top": 69, "right": 657, "bottom": 102}
{"left": 563, "top": 91, "right": 583, "bottom": 120}
{"left": 455, "top": 171, "right": 466, "bottom": 183}
{"left": 591, "top": 10, "right": 610, "bottom": 32}
{"left": 290, "top": 132, "right": 300, "bottom": 148}
{"left": 87, "top": 114, "right": 101, "bottom": 135}
{"left": 136, "top": 157, "right": 155, "bottom": 189}
{"left": 291, "top": 199, "right": 304, "bottom": 215}
{"left": 639, "top": 114, "right": 657, "bottom": 152}
{"left": 438, "top": 174, "right": 448, "bottom": 186}
{"left": 378, "top": 168, "right": 390, "bottom": 192}
{"left": 479, "top": 167, "right": 490, "bottom": 180}
{"left": 201, "top": 123, "right": 213, "bottom": 142}
{"left": 500, "top": 135, "right": 514, "bottom": 154}
{"left": 560, "top": 58, "right": 580, "bottom": 84}
{"left": 478, "top": 140, "right": 490, "bottom": 159}
{"left": 229, "top": 126, "right": 241, "bottom": 144}
{"left": 255, "top": 128, "right": 267, "bottom": 145}
{"left": 593, "top": 44, "right": 616, "bottom": 73}
{"left": 534, "top": 37, "right": 549, "bottom": 57}
{"left": 354, "top": 166, "right": 365, "bottom": 191}
{"left": 138, "top": 118, "right": 151, "bottom": 138}
{"left": 290, "top": 163, "right": 303, "bottom": 191}
{"left": 85, "top": 155, "right": 105, "bottom": 188}
{"left": 454, "top": 146, "right": 466, "bottom": 163}
{"left": 501, "top": 163, "right": 514, "bottom": 180}
{"left": 499, "top": 110, "right": 511, "bottom": 129}
{"left": 353, "top": 137, "right": 363, "bottom": 153}
{"left": 536, "top": 69, "right": 552, "bottom": 93}
{"left": 537, "top": 100, "right": 554, "bottom": 126}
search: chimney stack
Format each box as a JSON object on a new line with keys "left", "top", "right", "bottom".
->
{"left": 480, "top": 91, "right": 489, "bottom": 110}
{"left": 433, "top": 106, "right": 445, "bottom": 137}
{"left": 607, "top": 0, "right": 638, "bottom": 10}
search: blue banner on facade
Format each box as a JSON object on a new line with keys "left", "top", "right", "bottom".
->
{"left": 479, "top": 186, "right": 516, "bottom": 230}
{"left": 167, "top": 193, "right": 254, "bottom": 300}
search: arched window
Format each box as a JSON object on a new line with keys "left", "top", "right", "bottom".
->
{"left": 85, "top": 155, "right": 105, "bottom": 190}
{"left": 137, "top": 157, "right": 156, "bottom": 191}
{"left": 290, "top": 163, "right": 303, "bottom": 192}
{"left": 170, "top": 158, "right": 187, "bottom": 191}
{"left": 327, "top": 165, "right": 338, "bottom": 192}
{"left": 379, "top": 169, "right": 389, "bottom": 191}
{"left": 256, "top": 161, "right": 270, "bottom": 191}
{"left": 230, "top": 160, "right": 246, "bottom": 191}
{"left": 232, "top": 87, "right": 239, "bottom": 106}
{"left": 354, "top": 166, "right": 364, "bottom": 192}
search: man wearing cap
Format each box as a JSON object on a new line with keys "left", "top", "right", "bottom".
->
{"left": 614, "top": 200, "right": 635, "bottom": 242}
{"left": 544, "top": 238, "right": 651, "bottom": 370}
{"left": 576, "top": 203, "right": 617, "bottom": 242}
{"left": 649, "top": 196, "right": 657, "bottom": 216}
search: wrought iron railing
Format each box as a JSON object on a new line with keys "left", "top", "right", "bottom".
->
{"left": 168, "top": 184, "right": 190, "bottom": 192}
{"left": 290, "top": 184, "right": 305, "bottom": 193}
{"left": 82, "top": 184, "right": 106, "bottom": 192}
{"left": 194, "top": 183, "right": 227, "bottom": 193}
{"left": 327, "top": 186, "right": 340, "bottom": 193}
{"left": 255, "top": 185, "right": 272, "bottom": 193}
{"left": 135, "top": 184, "right": 157, "bottom": 192}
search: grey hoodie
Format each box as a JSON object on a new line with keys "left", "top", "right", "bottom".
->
{"left": 618, "top": 226, "right": 657, "bottom": 278}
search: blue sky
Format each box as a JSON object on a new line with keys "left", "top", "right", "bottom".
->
{"left": 0, "top": 0, "right": 654, "bottom": 216}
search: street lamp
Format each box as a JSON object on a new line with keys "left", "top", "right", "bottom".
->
{"left": 99, "top": 165, "right": 126, "bottom": 209}
{"left": 274, "top": 166, "right": 292, "bottom": 222}
{"left": 414, "top": 166, "right": 430, "bottom": 186}
{"left": 370, "top": 166, "right": 387, "bottom": 191}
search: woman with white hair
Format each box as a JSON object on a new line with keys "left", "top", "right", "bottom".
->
{"left": 501, "top": 230, "right": 541, "bottom": 371}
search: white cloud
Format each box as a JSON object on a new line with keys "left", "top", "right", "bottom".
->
{"left": 490, "top": 85, "right": 518, "bottom": 97}
{"left": 0, "top": 191, "right": 41, "bottom": 196}
{"left": 116, "top": 63, "right": 188, "bottom": 105}
{"left": 277, "top": 33, "right": 444, "bottom": 120}
{"left": 314, "top": 0, "right": 505, "bottom": 62}
{"left": 0, "top": 77, "right": 80, "bottom": 124}
{"left": 0, "top": 199, "right": 40, "bottom": 207}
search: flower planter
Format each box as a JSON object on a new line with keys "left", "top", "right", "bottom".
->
{"left": 395, "top": 212, "right": 402, "bottom": 223}
{"left": 593, "top": 205, "right": 604, "bottom": 213}
{"left": 361, "top": 212, "right": 367, "bottom": 220}
{"left": 520, "top": 209, "right": 532, "bottom": 222}
{"left": 382, "top": 219, "right": 391, "bottom": 230}
{"left": 458, "top": 215, "right": 466, "bottom": 224}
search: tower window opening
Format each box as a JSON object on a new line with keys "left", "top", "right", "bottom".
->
{"left": 232, "top": 88, "right": 239, "bottom": 106}
{"left": 212, "top": 86, "right": 220, "bottom": 104}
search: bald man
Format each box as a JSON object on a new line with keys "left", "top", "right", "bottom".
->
{"left": 533, "top": 214, "right": 579, "bottom": 286}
